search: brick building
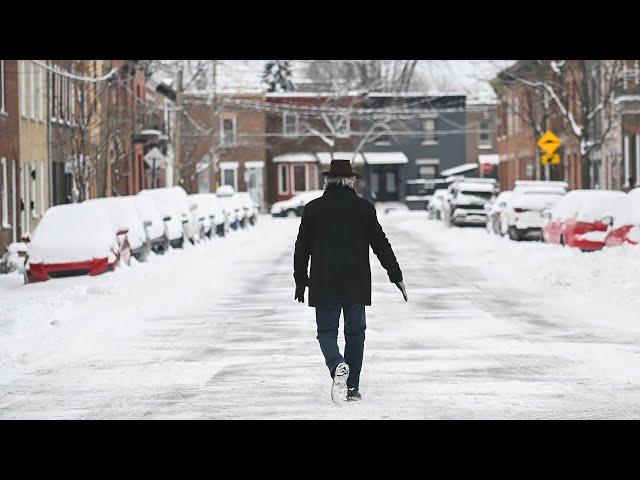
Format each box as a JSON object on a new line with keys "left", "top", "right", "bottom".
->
{"left": 265, "top": 92, "right": 362, "bottom": 206}
{"left": 615, "top": 60, "right": 640, "bottom": 191}
{"left": 0, "top": 60, "right": 20, "bottom": 252}
{"left": 178, "top": 91, "right": 268, "bottom": 209}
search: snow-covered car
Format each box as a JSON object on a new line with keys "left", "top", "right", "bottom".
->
{"left": 443, "top": 179, "right": 496, "bottom": 227}
{"left": 138, "top": 187, "right": 193, "bottom": 248}
{"left": 236, "top": 192, "right": 260, "bottom": 226}
{"left": 270, "top": 190, "right": 324, "bottom": 218}
{"left": 503, "top": 187, "right": 566, "bottom": 241}
{"left": 23, "top": 203, "right": 130, "bottom": 283}
{"left": 542, "top": 189, "right": 626, "bottom": 251}
{"left": 189, "top": 193, "right": 227, "bottom": 238}
{"left": 427, "top": 189, "right": 449, "bottom": 220}
{"left": 603, "top": 187, "right": 640, "bottom": 247}
{"left": 216, "top": 186, "right": 246, "bottom": 230}
{"left": 0, "top": 242, "right": 28, "bottom": 274}
{"left": 133, "top": 195, "right": 169, "bottom": 254}
{"left": 485, "top": 190, "right": 513, "bottom": 235}
{"left": 85, "top": 196, "right": 150, "bottom": 263}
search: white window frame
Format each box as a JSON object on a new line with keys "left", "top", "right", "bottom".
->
{"left": 292, "top": 164, "right": 308, "bottom": 194}
{"left": 40, "top": 162, "right": 46, "bottom": 215}
{"left": 31, "top": 162, "right": 38, "bottom": 219}
{"left": 278, "top": 163, "right": 289, "bottom": 195}
{"left": 636, "top": 135, "right": 640, "bottom": 187}
{"left": 19, "top": 61, "right": 26, "bottom": 118}
{"left": 1, "top": 157, "right": 9, "bottom": 229}
{"left": 12, "top": 158, "right": 17, "bottom": 242}
{"left": 219, "top": 115, "right": 237, "bottom": 145}
{"left": 29, "top": 61, "right": 35, "bottom": 120}
{"left": 283, "top": 112, "right": 299, "bottom": 137}
{"left": 39, "top": 64, "right": 45, "bottom": 122}
{"left": 478, "top": 119, "right": 492, "bottom": 149}
{"left": 624, "top": 135, "right": 630, "bottom": 188}
{"left": 0, "top": 60, "right": 5, "bottom": 114}
{"left": 421, "top": 118, "right": 437, "bottom": 145}
{"left": 220, "top": 162, "right": 238, "bottom": 191}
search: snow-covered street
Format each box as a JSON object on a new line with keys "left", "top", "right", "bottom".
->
{"left": 1, "top": 210, "right": 640, "bottom": 419}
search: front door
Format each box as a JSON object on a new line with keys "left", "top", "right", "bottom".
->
{"left": 369, "top": 165, "right": 399, "bottom": 202}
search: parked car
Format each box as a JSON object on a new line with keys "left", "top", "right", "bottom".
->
{"left": 86, "top": 196, "right": 150, "bottom": 263}
{"left": 427, "top": 189, "right": 449, "bottom": 220}
{"left": 485, "top": 190, "right": 513, "bottom": 235}
{"left": 23, "top": 203, "right": 130, "bottom": 283}
{"left": 236, "top": 192, "right": 259, "bottom": 226}
{"left": 189, "top": 193, "right": 227, "bottom": 238}
{"left": 216, "top": 186, "right": 249, "bottom": 230}
{"left": 133, "top": 195, "right": 170, "bottom": 254}
{"left": 502, "top": 185, "right": 566, "bottom": 241}
{"left": 542, "top": 189, "right": 626, "bottom": 251}
{"left": 0, "top": 242, "right": 27, "bottom": 274}
{"left": 442, "top": 179, "right": 496, "bottom": 227}
{"left": 603, "top": 187, "right": 640, "bottom": 247}
{"left": 271, "top": 190, "right": 324, "bottom": 218}
{"left": 139, "top": 187, "right": 193, "bottom": 248}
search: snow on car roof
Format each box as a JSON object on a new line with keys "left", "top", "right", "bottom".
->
{"left": 29, "top": 203, "right": 116, "bottom": 264}
{"left": 613, "top": 187, "right": 640, "bottom": 227}
{"left": 553, "top": 189, "right": 626, "bottom": 221}
{"left": 455, "top": 182, "right": 496, "bottom": 193}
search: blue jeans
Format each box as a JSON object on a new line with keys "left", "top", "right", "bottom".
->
{"left": 315, "top": 304, "right": 366, "bottom": 391}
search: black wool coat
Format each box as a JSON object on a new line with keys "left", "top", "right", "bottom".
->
{"left": 293, "top": 185, "right": 403, "bottom": 307}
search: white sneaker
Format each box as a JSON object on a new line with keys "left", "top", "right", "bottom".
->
{"left": 331, "top": 362, "right": 350, "bottom": 405}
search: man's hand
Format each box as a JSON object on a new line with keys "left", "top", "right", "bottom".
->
{"left": 395, "top": 281, "right": 408, "bottom": 302}
{"left": 295, "top": 285, "right": 306, "bottom": 303}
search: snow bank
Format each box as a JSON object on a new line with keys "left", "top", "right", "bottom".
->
{"left": 28, "top": 203, "right": 116, "bottom": 264}
{"left": 390, "top": 211, "right": 640, "bottom": 335}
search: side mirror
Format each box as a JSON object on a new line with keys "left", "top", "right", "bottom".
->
{"left": 601, "top": 215, "right": 614, "bottom": 227}
{"left": 143, "top": 220, "right": 152, "bottom": 228}
{"left": 21, "top": 232, "right": 31, "bottom": 243}
{"left": 117, "top": 228, "right": 129, "bottom": 236}
{"left": 163, "top": 215, "right": 172, "bottom": 222}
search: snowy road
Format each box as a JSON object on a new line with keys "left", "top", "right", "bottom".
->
{"left": 1, "top": 210, "right": 640, "bottom": 419}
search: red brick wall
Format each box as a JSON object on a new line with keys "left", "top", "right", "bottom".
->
{"left": 0, "top": 60, "right": 20, "bottom": 251}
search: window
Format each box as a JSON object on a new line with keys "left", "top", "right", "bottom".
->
{"left": 479, "top": 119, "right": 492, "bottom": 148}
{"left": 38, "top": 64, "right": 45, "bottom": 121}
{"left": 50, "top": 70, "right": 57, "bottom": 119}
{"left": 31, "top": 162, "right": 37, "bottom": 218}
{"left": 220, "top": 117, "right": 236, "bottom": 144}
{"left": 418, "top": 165, "right": 437, "bottom": 179}
{"left": 283, "top": 112, "right": 299, "bottom": 137}
{"left": 40, "top": 162, "right": 46, "bottom": 215}
{"left": 19, "top": 61, "right": 26, "bottom": 117}
{"left": 422, "top": 118, "right": 437, "bottom": 144}
{"left": 386, "top": 171, "right": 397, "bottom": 193}
{"left": 279, "top": 164, "right": 289, "bottom": 194}
{"left": 0, "top": 60, "right": 5, "bottom": 113}
{"left": 29, "top": 62, "right": 35, "bottom": 120}
{"left": 220, "top": 163, "right": 238, "bottom": 191}
{"left": 293, "top": 165, "right": 307, "bottom": 192}
{"left": 1, "top": 157, "right": 9, "bottom": 228}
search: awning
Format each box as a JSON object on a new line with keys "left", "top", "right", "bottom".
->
{"left": 316, "top": 152, "right": 365, "bottom": 165}
{"left": 440, "top": 163, "right": 478, "bottom": 177}
{"left": 273, "top": 153, "right": 317, "bottom": 163}
{"left": 478, "top": 154, "right": 499, "bottom": 165}
{"left": 362, "top": 152, "right": 409, "bottom": 165}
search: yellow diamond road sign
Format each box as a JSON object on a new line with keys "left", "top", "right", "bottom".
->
{"left": 540, "top": 153, "right": 561, "bottom": 165}
{"left": 537, "top": 130, "right": 562, "bottom": 154}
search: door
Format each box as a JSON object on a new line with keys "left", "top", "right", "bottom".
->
{"left": 246, "top": 167, "right": 263, "bottom": 212}
{"left": 369, "top": 165, "right": 399, "bottom": 201}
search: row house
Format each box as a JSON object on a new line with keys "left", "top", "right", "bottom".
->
{"left": 614, "top": 60, "right": 640, "bottom": 191}
{"left": 494, "top": 60, "right": 578, "bottom": 191}
{"left": 360, "top": 93, "right": 467, "bottom": 204}
{"left": 265, "top": 92, "right": 362, "bottom": 206}
{"left": 0, "top": 60, "right": 20, "bottom": 252}
{"left": 177, "top": 91, "right": 268, "bottom": 210}
{"left": 465, "top": 100, "right": 498, "bottom": 180}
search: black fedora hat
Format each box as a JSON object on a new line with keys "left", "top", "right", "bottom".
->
{"left": 322, "top": 159, "right": 360, "bottom": 178}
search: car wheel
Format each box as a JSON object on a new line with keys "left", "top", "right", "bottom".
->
{"left": 559, "top": 234, "right": 565, "bottom": 246}
{"left": 286, "top": 209, "right": 298, "bottom": 218}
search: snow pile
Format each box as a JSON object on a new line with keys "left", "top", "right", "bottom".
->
{"left": 0, "top": 243, "right": 27, "bottom": 274}
{"left": 28, "top": 203, "right": 116, "bottom": 264}
{"left": 612, "top": 187, "right": 640, "bottom": 227}
{"left": 86, "top": 197, "right": 147, "bottom": 251}
{"left": 391, "top": 211, "right": 640, "bottom": 333}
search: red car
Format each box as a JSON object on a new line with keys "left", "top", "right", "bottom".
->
{"left": 542, "top": 189, "right": 626, "bottom": 251}
{"left": 24, "top": 203, "right": 130, "bottom": 283}
{"left": 604, "top": 187, "right": 640, "bottom": 247}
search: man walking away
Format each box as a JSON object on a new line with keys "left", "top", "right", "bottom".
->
{"left": 293, "top": 159, "right": 407, "bottom": 405}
